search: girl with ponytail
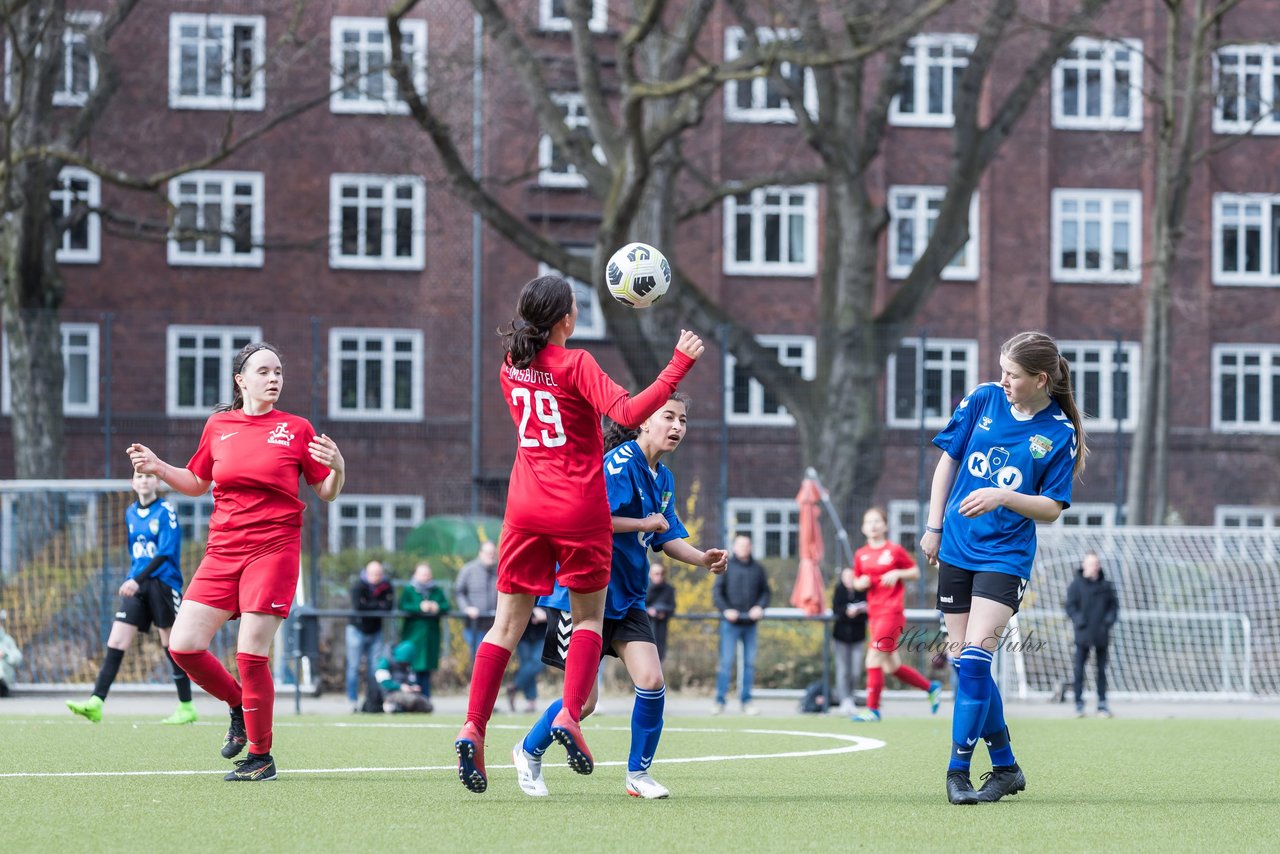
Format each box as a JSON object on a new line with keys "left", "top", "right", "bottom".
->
{"left": 919, "top": 330, "right": 1085, "bottom": 806}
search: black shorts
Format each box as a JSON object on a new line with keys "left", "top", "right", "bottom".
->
{"left": 541, "top": 607, "right": 656, "bottom": 670}
{"left": 115, "top": 577, "right": 182, "bottom": 633}
{"left": 936, "top": 561, "right": 1028, "bottom": 615}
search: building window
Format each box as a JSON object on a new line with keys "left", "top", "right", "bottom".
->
{"left": 1050, "top": 503, "right": 1117, "bottom": 527}
{"left": 52, "top": 167, "right": 100, "bottom": 264}
{"left": 172, "top": 496, "right": 214, "bottom": 543}
{"left": 886, "top": 186, "right": 979, "bottom": 280}
{"left": 330, "top": 17, "right": 427, "bottom": 115}
{"left": 540, "top": 259, "right": 604, "bottom": 340}
{"left": 329, "top": 174, "right": 425, "bottom": 270}
{"left": 1058, "top": 341, "right": 1140, "bottom": 430}
{"left": 1216, "top": 506, "right": 1280, "bottom": 528}
{"left": 539, "top": 0, "right": 607, "bottom": 32}
{"left": 167, "top": 171, "right": 264, "bottom": 267}
{"left": 1051, "top": 190, "right": 1142, "bottom": 283}
{"left": 725, "top": 335, "right": 815, "bottom": 426}
{"left": 329, "top": 328, "right": 423, "bottom": 421}
{"left": 330, "top": 496, "right": 425, "bottom": 552}
{"left": 1213, "top": 193, "right": 1280, "bottom": 286}
{"left": 1052, "top": 37, "right": 1143, "bottom": 131}
{"left": 1213, "top": 45, "right": 1280, "bottom": 135}
{"left": 886, "top": 338, "right": 978, "bottom": 429}
{"left": 52, "top": 11, "right": 101, "bottom": 106}
{"left": 166, "top": 326, "right": 260, "bottom": 417}
{"left": 169, "top": 14, "right": 265, "bottom": 111}
{"left": 1213, "top": 344, "right": 1280, "bottom": 433}
{"left": 538, "top": 93, "right": 603, "bottom": 188}
{"left": 724, "top": 186, "right": 818, "bottom": 276}
{"left": 1, "top": 323, "right": 99, "bottom": 417}
{"left": 723, "top": 26, "right": 816, "bottom": 123}
{"left": 887, "top": 500, "right": 923, "bottom": 558}
{"left": 726, "top": 499, "right": 800, "bottom": 559}
{"left": 890, "top": 33, "right": 975, "bottom": 127}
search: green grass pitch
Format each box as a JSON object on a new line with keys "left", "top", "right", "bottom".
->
{"left": 5, "top": 712, "right": 1278, "bottom": 852}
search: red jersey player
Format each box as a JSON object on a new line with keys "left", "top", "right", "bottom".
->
{"left": 849, "top": 506, "right": 941, "bottom": 722}
{"left": 454, "top": 274, "right": 704, "bottom": 794}
{"left": 126, "top": 343, "right": 345, "bottom": 782}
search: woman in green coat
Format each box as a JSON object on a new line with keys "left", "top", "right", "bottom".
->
{"left": 399, "top": 562, "right": 451, "bottom": 697}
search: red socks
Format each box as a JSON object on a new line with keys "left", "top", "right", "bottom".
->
{"left": 465, "top": 642, "right": 512, "bottom": 736}
{"left": 169, "top": 649, "right": 242, "bottom": 707}
{"left": 562, "top": 629, "right": 603, "bottom": 723}
{"left": 236, "top": 653, "right": 273, "bottom": 755}
{"left": 866, "top": 666, "right": 884, "bottom": 711}
{"left": 895, "top": 664, "right": 932, "bottom": 691}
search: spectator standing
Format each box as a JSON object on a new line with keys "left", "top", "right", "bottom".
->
{"left": 712, "top": 534, "right": 771, "bottom": 715}
{"left": 454, "top": 541, "right": 499, "bottom": 662}
{"left": 645, "top": 562, "right": 677, "bottom": 662}
{"left": 507, "top": 607, "right": 548, "bottom": 713}
{"left": 1066, "top": 551, "right": 1119, "bottom": 718}
{"left": 399, "top": 561, "right": 450, "bottom": 699}
{"left": 346, "top": 560, "right": 393, "bottom": 712}
{"left": 831, "top": 567, "right": 868, "bottom": 715}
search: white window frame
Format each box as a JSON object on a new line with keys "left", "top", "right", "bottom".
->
{"left": 887, "top": 499, "right": 923, "bottom": 557}
{"left": 1051, "top": 37, "right": 1143, "bottom": 131}
{"left": 889, "top": 33, "right": 975, "bottom": 128}
{"left": 329, "top": 174, "right": 426, "bottom": 270}
{"left": 725, "top": 498, "right": 800, "bottom": 559}
{"left": 1049, "top": 503, "right": 1118, "bottom": 527}
{"left": 1, "top": 322, "right": 99, "bottom": 417}
{"left": 885, "top": 337, "right": 979, "bottom": 429}
{"left": 168, "top": 14, "right": 266, "bottom": 111}
{"left": 328, "top": 328, "right": 424, "bottom": 421}
{"left": 886, "top": 186, "right": 979, "bottom": 280}
{"left": 725, "top": 335, "right": 815, "bottom": 427}
{"left": 52, "top": 166, "right": 100, "bottom": 264}
{"left": 329, "top": 495, "right": 425, "bottom": 552}
{"left": 1051, "top": 189, "right": 1142, "bottom": 284}
{"left": 723, "top": 185, "right": 818, "bottom": 276}
{"left": 330, "top": 17, "right": 427, "bottom": 115}
{"left": 172, "top": 496, "right": 214, "bottom": 543}
{"left": 723, "top": 26, "right": 817, "bottom": 123}
{"left": 1215, "top": 506, "right": 1280, "bottom": 529}
{"left": 165, "top": 326, "right": 261, "bottom": 418}
{"left": 538, "top": 93, "right": 603, "bottom": 188}
{"left": 1058, "top": 340, "right": 1140, "bottom": 431}
{"left": 1213, "top": 44, "right": 1280, "bottom": 135}
{"left": 539, "top": 0, "right": 607, "bottom": 33}
{"left": 539, "top": 259, "right": 604, "bottom": 340}
{"left": 167, "top": 171, "right": 264, "bottom": 268}
{"left": 1212, "top": 193, "right": 1280, "bottom": 286}
{"left": 53, "top": 10, "right": 102, "bottom": 106}
{"left": 1212, "top": 344, "right": 1280, "bottom": 433}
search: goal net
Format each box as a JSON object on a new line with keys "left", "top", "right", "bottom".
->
{"left": 999, "top": 526, "right": 1278, "bottom": 701}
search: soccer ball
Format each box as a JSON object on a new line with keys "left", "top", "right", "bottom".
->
{"left": 605, "top": 242, "right": 671, "bottom": 308}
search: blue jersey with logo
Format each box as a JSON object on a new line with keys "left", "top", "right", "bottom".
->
{"left": 933, "top": 383, "right": 1076, "bottom": 579}
{"left": 125, "top": 499, "right": 183, "bottom": 592}
{"left": 541, "top": 440, "right": 687, "bottom": 619}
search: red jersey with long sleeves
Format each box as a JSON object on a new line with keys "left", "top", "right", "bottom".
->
{"left": 853, "top": 542, "right": 915, "bottom": 618}
{"left": 187, "top": 409, "right": 331, "bottom": 533}
{"left": 499, "top": 344, "right": 693, "bottom": 537}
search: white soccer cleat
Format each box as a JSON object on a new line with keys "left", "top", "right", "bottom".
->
{"left": 626, "top": 770, "right": 670, "bottom": 799}
{"left": 513, "top": 742, "right": 549, "bottom": 797}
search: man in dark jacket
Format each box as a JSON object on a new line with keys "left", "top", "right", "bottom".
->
{"left": 645, "top": 562, "right": 677, "bottom": 661}
{"left": 346, "top": 560, "right": 394, "bottom": 712}
{"left": 712, "top": 534, "right": 771, "bottom": 715}
{"left": 1065, "top": 551, "right": 1120, "bottom": 718}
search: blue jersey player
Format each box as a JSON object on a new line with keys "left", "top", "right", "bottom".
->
{"left": 920, "top": 332, "right": 1088, "bottom": 805}
{"left": 68, "top": 471, "right": 193, "bottom": 724}
{"left": 513, "top": 393, "right": 728, "bottom": 799}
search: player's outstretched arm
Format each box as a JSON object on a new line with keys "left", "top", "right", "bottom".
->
{"left": 661, "top": 539, "right": 728, "bottom": 574}
{"left": 125, "top": 443, "right": 209, "bottom": 497}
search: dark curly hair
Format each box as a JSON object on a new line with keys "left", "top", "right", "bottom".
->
{"left": 500, "top": 276, "right": 574, "bottom": 369}
{"left": 603, "top": 392, "right": 692, "bottom": 453}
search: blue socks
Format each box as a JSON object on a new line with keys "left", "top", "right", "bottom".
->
{"left": 949, "top": 646, "right": 993, "bottom": 771}
{"left": 523, "top": 699, "right": 562, "bottom": 758}
{"left": 629, "top": 685, "right": 665, "bottom": 773}
{"left": 982, "top": 675, "right": 1015, "bottom": 766}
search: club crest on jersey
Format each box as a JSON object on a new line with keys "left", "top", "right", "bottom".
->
{"left": 267, "top": 422, "right": 294, "bottom": 447}
{"left": 659, "top": 490, "right": 672, "bottom": 513}
{"left": 1029, "top": 434, "right": 1053, "bottom": 459}
{"left": 149, "top": 519, "right": 160, "bottom": 536}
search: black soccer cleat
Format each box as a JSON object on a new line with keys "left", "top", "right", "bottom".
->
{"left": 221, "top": 707, "right": 248, "bottom": 759}
{"left": 976, "top": 763, "right": 1026, "bottom": 802}
{"left": 224, "top": 753, "right": 277, "bottom": 782}
{"left": 946, "top": 769, "right": 979, "bottom": 805}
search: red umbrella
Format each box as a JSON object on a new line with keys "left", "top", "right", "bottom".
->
{"left": 790, "top": 478, "right": 827, "bottom": 616}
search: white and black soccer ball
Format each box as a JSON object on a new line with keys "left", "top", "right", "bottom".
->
{"left": 605, "top": 242, "right": 671, "bottom": 308}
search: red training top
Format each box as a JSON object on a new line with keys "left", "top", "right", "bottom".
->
{"left": 853, "top": 542, "right": 916, "bottom": 618}
{"left": 500, "top": 344, "right": 694, "bottom": 537}
{"left": 187, "top": 408, "right": 331, "bottom": 533}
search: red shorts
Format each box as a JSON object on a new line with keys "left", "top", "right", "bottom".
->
{"left": 868, "top": 613, "right": 906, "bottom": 653}
{"left": 184, "top": 527, "right": 302, "bottom": 619}
{"left": 497, "top": 527, "right": 612, "bottom": 596}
